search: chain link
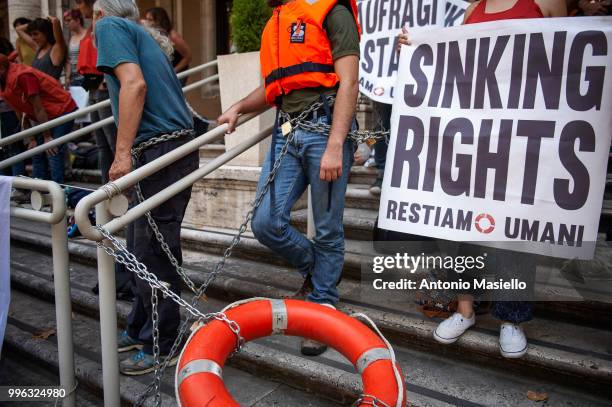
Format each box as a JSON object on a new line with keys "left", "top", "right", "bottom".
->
{"left": 133, "top": 182, "right": 199, "bottom": 293}
{"left": 352, "top": 395, "right": 392, "bottom": 407}
{"left": 151, "top": 288, "right": 161, "bottom": 407}
{"left": 96, "top": 123, "right": 295, "bottom": 406}
{"left": 279, "top": 95, "right": 389, "bottom": 145}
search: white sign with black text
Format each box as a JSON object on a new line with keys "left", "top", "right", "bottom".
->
{"left": 358, "top": 0, "right": 469, "bottom": 103}
{"left": 378, "top": 17, "right": 612, "bottom": 259}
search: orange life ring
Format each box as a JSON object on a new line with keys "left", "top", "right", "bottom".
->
{"left": 475, "top": 213, "right": 495, "bottom": 234}
{"left": 175, "top": 299, "right": 406, "bottom": 407}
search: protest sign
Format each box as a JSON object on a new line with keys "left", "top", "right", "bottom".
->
{"left": 358, "top": 0, "right": 469, "bottom": 103}
{"left": 378, "top": 17, "right": 612, "bottom": 259}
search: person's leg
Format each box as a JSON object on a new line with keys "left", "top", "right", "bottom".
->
{"left": 47, "top": 119, "right": 75, "bottom": 184}
{"left": 251, "top": 128, "right": 312, "bottom": 278}
{"left": 295, "top": 116, "right": 354, "bottom": 356}
{"left": 433, "top": 242, "right": 480, "bottom": 345}
{"left": 31, "top": 135, "right": 50, "bottom": 180}
{"left": 303, "top": 128, "right": 354, "bottom": 306}
{"left": 491, "top": 249, "right": 535, "bottom": 358}
{"left": 370, "top": 102, "right": 391, "bottom": 195}
{"left": 0, "top": 111, "right": 25, "bottom": 176}
{"left": 0, "top": 112, "right": 11, "bottom": 177}
{"left": 122, "top": 138, "right": 198, "bottom": 365}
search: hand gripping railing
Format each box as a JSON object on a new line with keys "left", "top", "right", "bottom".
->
{"left": 73, "top": 110, "right": 271, "bottom": 406}
{"left": 9, "top": 178, "right": 76, "bottom": 407}
{"left": 0, "top": 60, "right": 218, "bottom": 149}
{"left": 0, "top": 60, "right": 219, "bottom": 171}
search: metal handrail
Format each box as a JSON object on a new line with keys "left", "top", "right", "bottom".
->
{"left": 0, "top": 59, "right": 218, "bottom": 149}
{"left": 10, "top": 177, "right": 66, "bottom": 223}
{"left": 0, "top": 74, "right": 219, "bottom": 171}
{"left": 75, "top": 110, "right": 270, "bottom": 241}
{"left": 73, "top": 108, "right": 270, "bottom": 406}
{"left": 9, "top": 178, "right": 75, "bottom": 407}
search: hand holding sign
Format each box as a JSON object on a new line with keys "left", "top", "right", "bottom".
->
{"left": 396, "top": 26, "right": 412, "bottom": 53}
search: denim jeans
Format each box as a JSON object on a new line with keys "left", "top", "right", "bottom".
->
{"left": 31, "top": 113, "right": 76, "bottom": 184}
{"left": 0, "top": 111, "right": 25, "bottom": 176}
{"left": 252, "top": 114, "right": 354, "bottom": 305}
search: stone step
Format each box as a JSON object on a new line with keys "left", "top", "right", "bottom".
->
{"left": 8, "top": 249, "right": 612, "bottom": 407}
{"left": 199, "top": 144, "right": 226, "bottom": 161}
{"left": 10, "top": 217, "right": 368, "bottom": 280}
{"left": 0, "top": 344, "right": 104, "bottom": 407}
{"left": 345, "top": 184, "right": 380, "bottom": 210}
{"left": 9, "top": 235, "right": 612, "bottom": 396}
{"left": 65, "top": 165, "right": 379, "bottom": 190}
{"left": 5, "top": 290, "right": 343, "bottom": 407}
{"left": 11, "top": 218, "right": 612, "bottom": 328}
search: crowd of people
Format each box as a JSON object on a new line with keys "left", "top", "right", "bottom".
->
{"left": 0, "top": 0, "right": 609, "bottom": 377}
{"left": 0, "top": 0, "right": 193, "bottom": 189}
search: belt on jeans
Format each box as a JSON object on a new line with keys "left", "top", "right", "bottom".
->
{"left": 286, "top": 105, "right": 332, "bottom": 123}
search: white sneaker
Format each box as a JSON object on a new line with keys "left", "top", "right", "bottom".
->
{"left": 499, "top": 323, "right": 527, "bottom": 358}
{"left": 433, "top": 312, "right": 475, "bottom": 344}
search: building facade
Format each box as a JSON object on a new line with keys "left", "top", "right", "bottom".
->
{"left": 1, "top": 0, "right": 231, "bottom": 117}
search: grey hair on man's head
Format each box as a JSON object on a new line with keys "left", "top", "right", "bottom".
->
{"left": 96, "top": 0, "right": 174, "bottom": 59}
{"left": 97, "top": 0, "right": 140, "bottom": 21}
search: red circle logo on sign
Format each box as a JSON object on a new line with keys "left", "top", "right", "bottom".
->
{"left": 475, "top": 213, "right": 495, "bottom": 234}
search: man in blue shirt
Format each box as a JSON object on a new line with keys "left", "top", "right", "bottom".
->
{"left": 93, "top": 0, "right": 198, "bottom": 375}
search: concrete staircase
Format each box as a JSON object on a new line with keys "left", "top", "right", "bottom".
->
{"left": 6, "top": 158, "right": 612, "bottom": 405}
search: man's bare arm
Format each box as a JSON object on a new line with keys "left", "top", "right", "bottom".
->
{"left": 108, "top": 63, "right": 146, "bottom": 181}
{"left": 320, "top": 54, "right": 359, "bottom": 181}
{"left": 217, "top": 85, "right": 268, "bottom": 133}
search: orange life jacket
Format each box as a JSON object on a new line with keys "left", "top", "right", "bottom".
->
{"left": 260, "top": 0, "right": 361, "bottom": 106}
{"left": 1, "top": 62, "right": 77, "bottom": 120}
{"left": 77, "top": 28, "right": 102, "bottom": 76}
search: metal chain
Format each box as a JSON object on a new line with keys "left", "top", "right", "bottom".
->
{"left": 280, "top": 95, "right": 389, "bottom": 144}
{"left": 131, "top": 125, "right": 297, "bottom": 406}
{"left": 95, "top": 124, "right": 295, "bottom": 406}
{"left": 96, "top": 230, "right": 209, "bottom": 320}
{"left": 130, "top": 129, "right": 194, "bottom": 159}
{"left": 151, "top": 288, "right": 162, "bottom": 407}
{"left": 97, "top": 95, "right": 385, "bottom": 405}
{"left": 352, "top": 395, "right": 391, "bottom": 407}
{"left": 133, "top": 182, "right": 199, "bottom": 293}
{"left": 185, "top": 100, "right": 215, "bottom": 127}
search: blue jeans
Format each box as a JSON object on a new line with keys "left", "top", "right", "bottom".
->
{"left": 32, "top": 113, "right": 75, "bottom": 184}
{"left": 0, "top": 111, "right": 25, "bottom": 176}
{"left": 252, "top": 114, "right": 354, "bottom": 305}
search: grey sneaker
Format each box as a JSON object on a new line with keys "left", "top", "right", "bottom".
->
{"left": 119, "top": 350, "right": 178, "bottom": 376}
{"left": 117, "top": 330, "right": 142, "bottom": 353}
{"left": 369, "top": 177, "right": 383, "bottom": 195}
{"left": 300, "top": 303, "right": 334, "bottom": 356}
{"left": 290, "top": 275, "right": 313, "bottom": 299}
